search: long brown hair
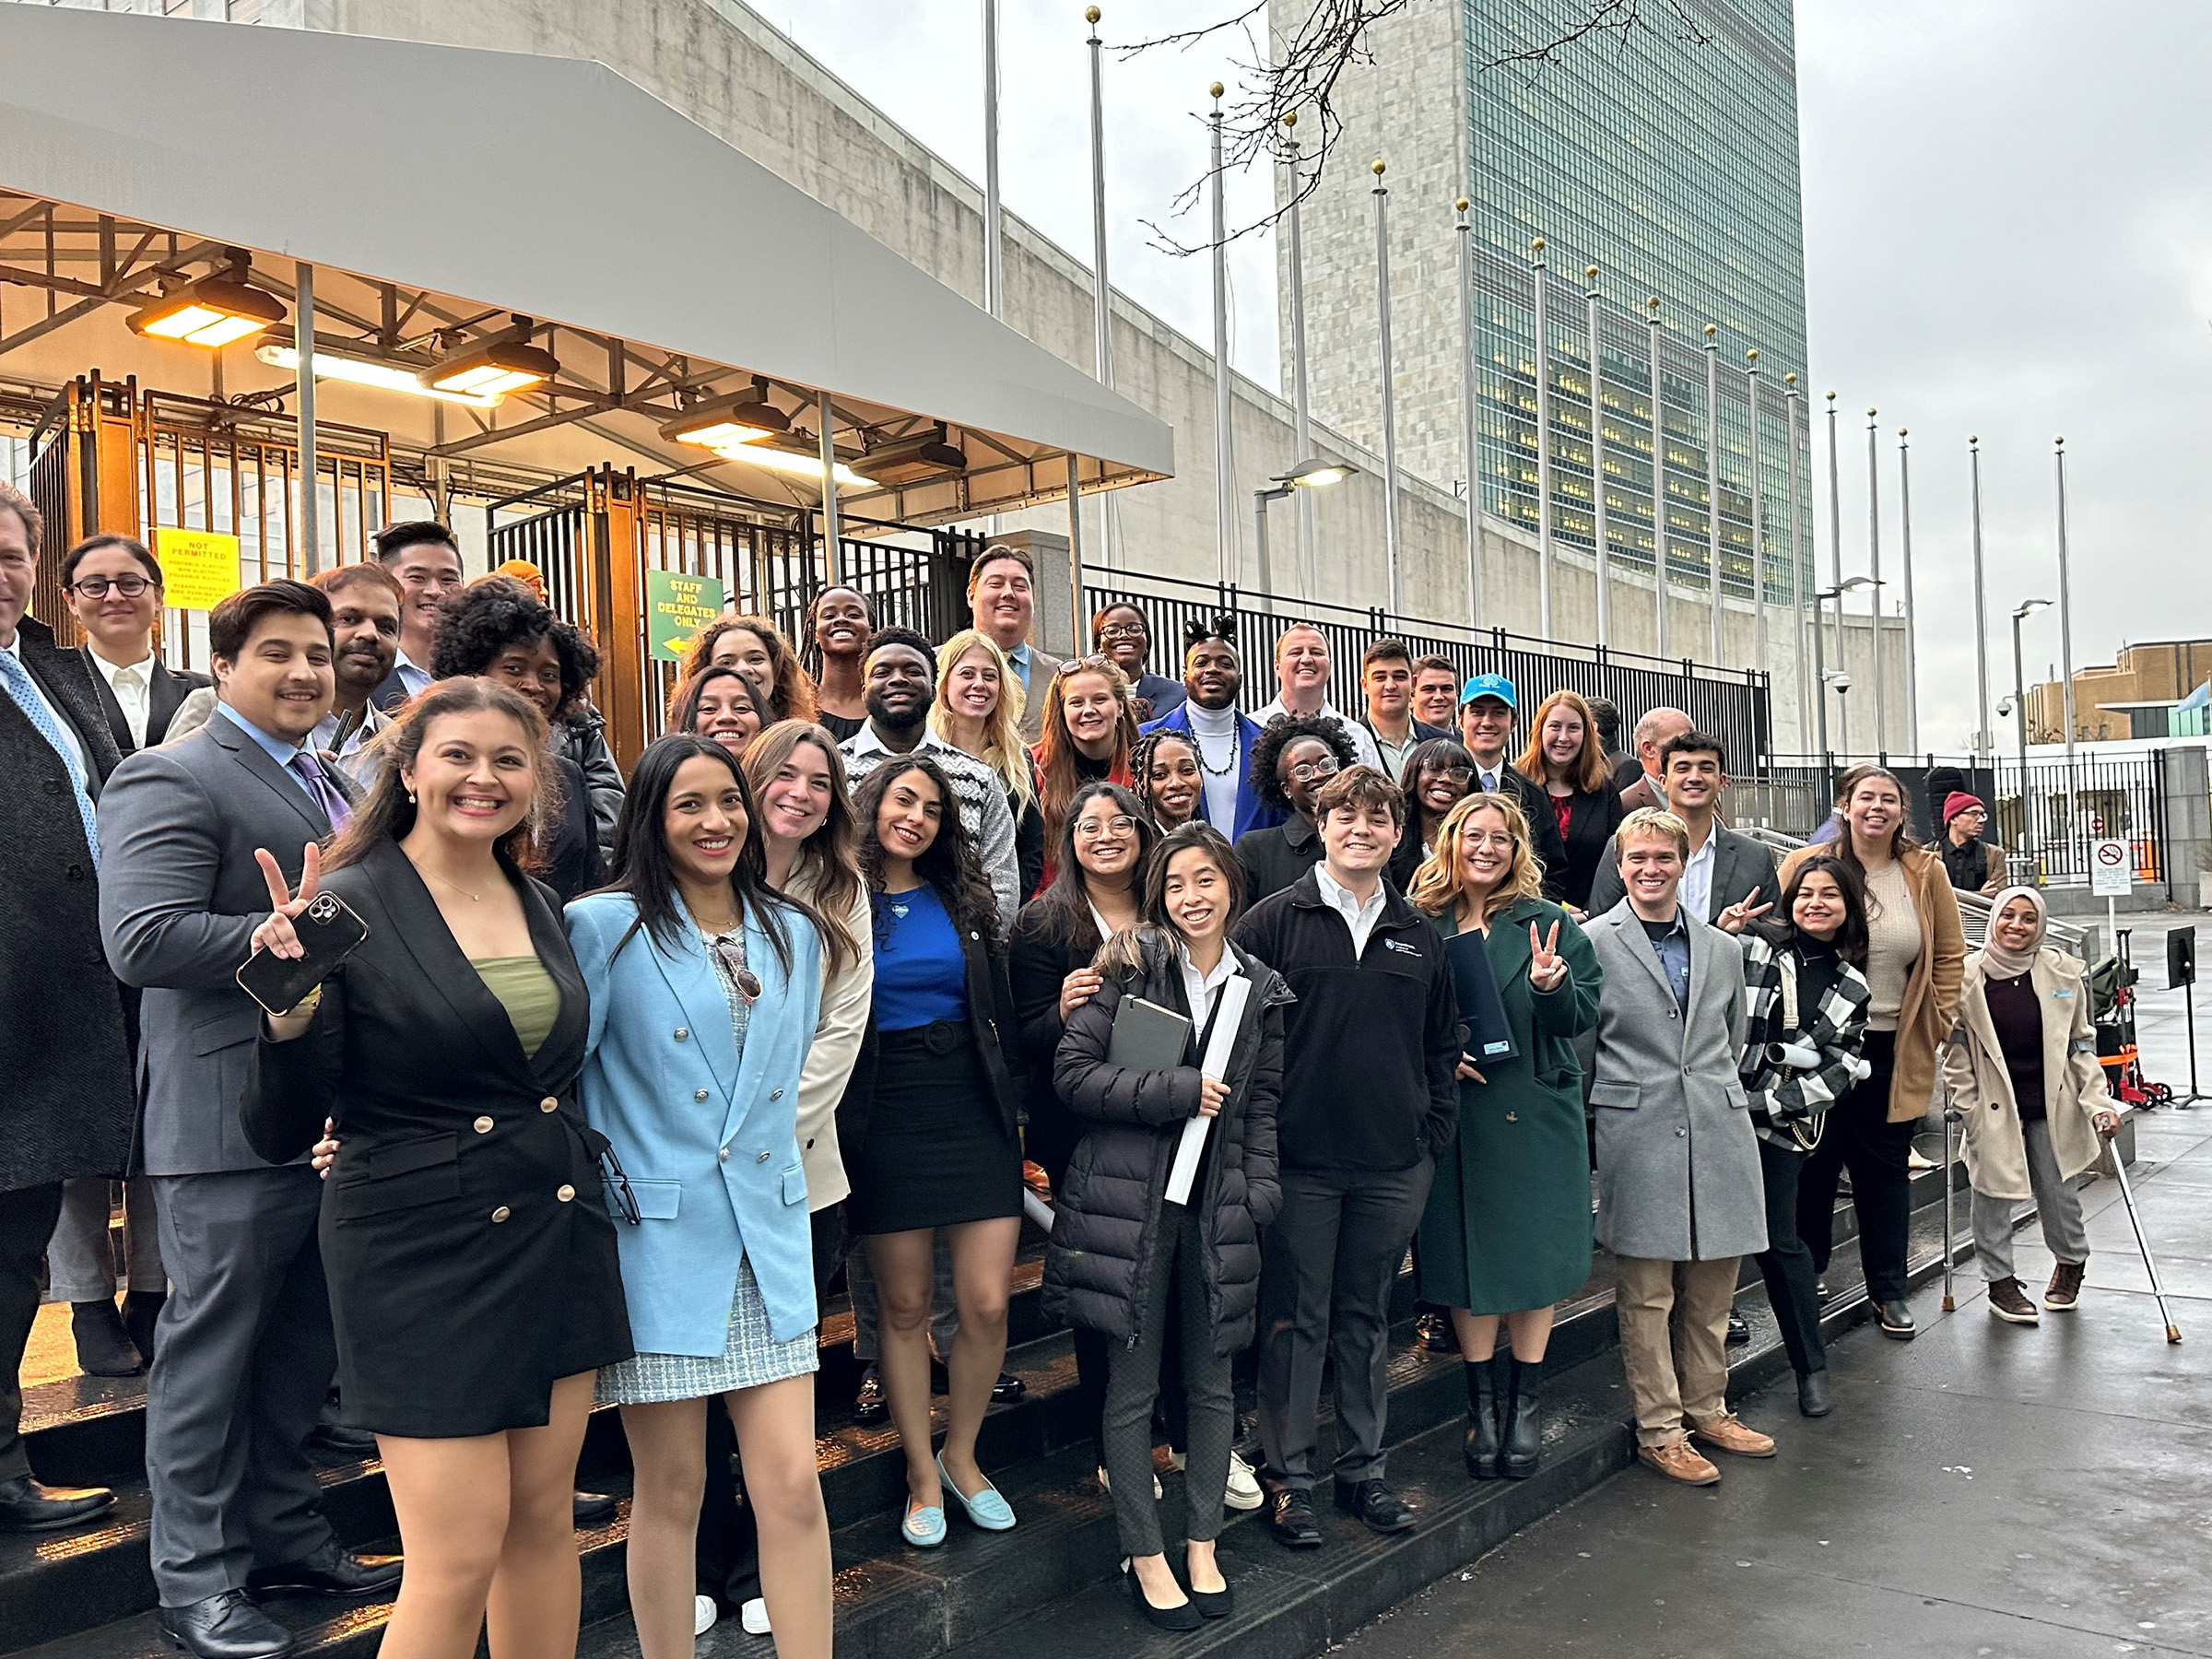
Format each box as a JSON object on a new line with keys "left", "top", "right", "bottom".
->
{"left": 1834, "top": 763, "right": 1920, "bottom": 868}
{"left": 740, "top": 719, "right": 865, "bottom": 974}
{"left": 1513, "top": 688, "right": 1611, "bottom": 794}
{"left": 853, "top": 754, "right": 1004, "bottom": 948}
{"left": 1030, "top": 654, "right": 1140, "bottom": 849}
{"left": 325, "top": 678, "right": 550, "bottom": 874}
{"left": 1407, "top": 791, "right": 1546, "bottom": 924}
{"left": 679, "top": 616, "right": 819, "bottom": 725}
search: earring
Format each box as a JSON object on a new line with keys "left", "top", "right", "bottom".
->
{"left": 406, "top": 791, "right": 417, "bottom": 805}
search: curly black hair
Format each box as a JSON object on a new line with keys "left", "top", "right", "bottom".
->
{"left": 430, "top": 576, "right": 601, "bottom": 718}
{"left": 852, "top": 753, "right": 1003, "bottom": 949}
{"left": 1250, "top": 712, "right": 1359, "bottom": 816}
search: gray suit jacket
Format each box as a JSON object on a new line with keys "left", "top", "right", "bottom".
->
{"left": 99, "top": 713, "right": 352, "bottom": 1176}
{"left": 1583, "top": 900, "right": 1765, "bottom": 1262}
{"left": 1585, "top": 821, "right": 1776, "bottom": 924}
{"left": 1014, "top": 644, "right": 1065, "bottom": 744}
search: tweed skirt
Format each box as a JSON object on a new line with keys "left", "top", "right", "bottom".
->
{"left": 594, "top": 1254, "right": 818, "bottom": 1405}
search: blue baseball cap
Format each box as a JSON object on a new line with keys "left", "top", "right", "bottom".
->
{"left": 1458, "top": 673, "right": 1517, "bottom": 711}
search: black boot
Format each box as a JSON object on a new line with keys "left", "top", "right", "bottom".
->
{"left": 70, "top": 1300, "right": 142, "bottom": 1379}
{"left": 1463, "top": 1357, "right": 1500, "bottom": 1479}
{"left": 123, "top": 1290, "right": 164, "bottom": 1368}
{"left": 1500, "top": 1356, "right": 1542, "bottom": 1479}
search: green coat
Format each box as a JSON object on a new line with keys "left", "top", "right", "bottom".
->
{"left": 1414, "top": 897, "right": 1603, "bottom": 1314}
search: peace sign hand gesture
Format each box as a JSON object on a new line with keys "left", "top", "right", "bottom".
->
{"left": 250, "top": 842, "right": 324, "bottom": 961}
{"left": 1528, "top": 920, "right": 1569, "bottom": 993}
{"left": 1715, "top": 886, "right": 1774, "bottom": 936}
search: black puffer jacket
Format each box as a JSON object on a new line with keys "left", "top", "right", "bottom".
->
{"left": 1043, "top": 930, "right": 1289, "bottom": 1356}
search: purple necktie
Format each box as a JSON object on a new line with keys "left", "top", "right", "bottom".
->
{"left": 289, "top": 752, "right": 353, "bottom": 833}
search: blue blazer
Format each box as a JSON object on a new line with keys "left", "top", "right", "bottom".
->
{"left": 1141, "top": 704, "right": 1283, "bottom": 840}
{"left": 568, "top": 892, "right": 823, "bottom": 1355}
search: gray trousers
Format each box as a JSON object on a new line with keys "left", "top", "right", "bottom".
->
{"left": 847, "top": 1231, "right": 959, "bottom": 1363}
{"left": 147, "top": 1167, "right": 337, "bottom": 1605}
{"left": 46, "top": 1176, "right": 166, "bottom": 1303}
{"left": 1102, "top": 1201, "right": 1233, "bottom": 1558}
{"left": 1257, "top": 1159, "right": 1433, "bottom": 1491}
{"left": 1971, "top": 1118, "right": 2091, "bottom": 1282}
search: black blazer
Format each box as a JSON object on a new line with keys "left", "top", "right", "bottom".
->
{"left": 1491, "top": 766, "right": 1571, "bottom": 902}
{"left": 80, "top": 647, "right": 210, "bottom": 752}
{"left": 241, "top": 838, "right": 631, "bottom": 1437}
{"left": 1007, "top": 900, "right": 1103, "bottom": 1183}
{"left": 1236, "top": 813, "right": 1324, "bottom": 908}
{"left": 837, "top": 892, "right": 1026, "bottom": 1154}
{"left": 1542, "top": 783, "right": 1629, "bottom": 912}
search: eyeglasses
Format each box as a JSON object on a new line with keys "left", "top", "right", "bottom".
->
{"left": 70, "top": 574, "right": 154, "bottom": 599}
{"left": 1074, "top": 815, "right": 1142, "bottom": 840}
{"left": 706, "top": 934, "right": 763, "bottom": 1004}
{"left": 1426, "top": 763, "right": 1477, "bottom": 783}
{"left": 1288, "top": 756, "right": 1341, "bottom": 783}
{"left": 1097, "top": 623, "right": 1147, "bottom": 643}
{"left": 599, "top": 1142, "right": 641, "bottom": 1227}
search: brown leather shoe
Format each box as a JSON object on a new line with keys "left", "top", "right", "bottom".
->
{"left": 1988, "top": 1277, "right": 2040, "bottom": 1324}
{"left": 2044, "top": 1261, "right": 2085, "bottom": 1311}
{"left": 1637, "top": 1440, "right": 1721, "bottom": 1486}
{"left": 1690, "top": 1414, "right": 1776, "bottom": 1459}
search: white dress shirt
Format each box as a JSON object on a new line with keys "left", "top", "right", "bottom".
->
{"left": 1681, "top": 828, "right": 1718, "bottom": 923}
{"left": 1252, "top": 697, "right": 1384, "bottom": 773}
{"left": 392, "top": 650, "right": 433, "bottom": 700}
{"left": 1178, "top": 939, "right": 1242, "bottom": 1039}
{"left": 87, "top": 648, "right": 155, "bottom": 749}
{"left": 1312, "top": 863, "right": 1389, "bottom": 959}
{"left": 4, "top": 632, "right": 97, "bottom": 780}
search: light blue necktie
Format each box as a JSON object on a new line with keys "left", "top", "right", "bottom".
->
{"left": 0, "top": 648, "right": 100, "bottom": 866}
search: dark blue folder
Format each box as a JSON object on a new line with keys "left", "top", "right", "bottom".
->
{"left": 1445, "top": 929, "right": 1519, "bottom": 1064}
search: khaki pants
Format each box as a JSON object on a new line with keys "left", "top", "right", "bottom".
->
{"left": 1614, "top": 1255, "right": 1740, "bottom": 1449}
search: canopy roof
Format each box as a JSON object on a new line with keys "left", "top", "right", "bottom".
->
{"left": 0, "top": 4, "right": 1170, "bottom": 520}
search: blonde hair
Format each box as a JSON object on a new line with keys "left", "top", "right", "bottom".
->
{"left": 928, "top": 628, "right": 1034, "bottom": 807}
{"left": 1408, "top": 791, "right": 1546, "bottom": 923}
{"left": 1617, "top": 806, "right": 1691, "bottom": 859}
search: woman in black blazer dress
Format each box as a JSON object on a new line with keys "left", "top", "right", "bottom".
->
{"left": 1232, "top": 713, "right": 1357, "bottom": 907}
{"left": 242, "top": 677, "right": 630, "bottom": 1659}
{"left": 1512, "top": 689, "right": 1625, "bottom": 913}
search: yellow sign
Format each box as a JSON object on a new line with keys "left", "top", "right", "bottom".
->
{"left": 154, "top": 527, "right": 243, "bottom": 613}
{"left": 647, "top": 568, "right": 726, "bottom": 662}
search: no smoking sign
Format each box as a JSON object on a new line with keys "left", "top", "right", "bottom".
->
{"left": 2091, "top": 837, "right": 2132, "bottom": 898}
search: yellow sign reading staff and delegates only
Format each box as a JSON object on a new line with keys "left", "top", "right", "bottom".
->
{"left": 153, "top": 527, "right": 243, "bottom": 613}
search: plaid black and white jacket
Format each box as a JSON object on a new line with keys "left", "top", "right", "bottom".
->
{"left": 1738, "top": 932, "right": 1872, "bottom": 1151}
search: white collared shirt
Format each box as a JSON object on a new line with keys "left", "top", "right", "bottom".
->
{"left": 393, "top": 650, "right": 433, "bottom": 700}
{"left": 1473, "top": 757, "right": 1508, "bottom": 794}
{"left": 3, "top": 632, "right": 97, "bottom": 782}
{"left": 1253, "top": 697, "right": 1384, "bottom": 773}
{"left": 87, "top": 648, "right": 155, "bottom": 748}
{"left": 1178, "top": 939, "right": 1242, "bottom": 1039}
{"left": 1682, "top": 829, "right": 1718, "bottom": 923}
{"left": 1313, "top": 863, "right": 1388, "bottom": 958}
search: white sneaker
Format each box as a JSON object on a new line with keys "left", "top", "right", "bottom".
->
{"left": 694, "top": 1594, "right": 718, "bottom": 1637}
{"left": 1096, "top": 1465, "right": 1162, "bottom": 1499}
{"left": 1224, "top": 1451, "right": 1263, "bottom": 1511}
{"left": 740, "top": 1597, "right": 771, "bottom": 1636}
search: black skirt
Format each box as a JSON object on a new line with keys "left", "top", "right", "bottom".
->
{"left": 847, "top": 1021, "right": 1022, "bottom": 1235}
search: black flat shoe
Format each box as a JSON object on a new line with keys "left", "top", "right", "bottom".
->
{"left": 1334, "top": 1477, "right": 1415, "bottom": 1535}
{"left": 245, "top": 1539, "right": 402, "bottom": 1598}
{"left": 1123, "top": 1563, "right": 1201, "bottom": 1631}
{"left": 0, "top": 1474, "right": 115, "bottom": 1533}
{"left": 1814, "top": 1278, "right": 1831, "bottom": 1302}
{"left": 158, "top": 1589, "right": 295, "bottom": 1658}
{"left": 1796, "top": 1371, "right": 1832, "bottom": 1418}
{"left": 572, "top": 1491, "right": 618, "bottom": 1526}
{"left": 1187, "top": 1581, "right": 1234, "bottom": 1619}
{"left": 71, "top": 1300, "right": 143, "bottom": 1378}
{"left": 1268, "top": 1488, "right": 1323, "bottom": 1547}
{"left": 1724, "top": 1312, "right": 1750, "bottom": 1347}
{"left": 1875, "top": 1300, "right": 1917, "bottom": 1340}
{"left": 992, "top": 1371, "right": 1026, "bottom": 1404}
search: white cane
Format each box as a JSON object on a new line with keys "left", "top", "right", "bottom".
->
{"left": 1940, "top": 1101, "right": 1959, "bottom": 1313}
{"left": 2105, "top": 1134, "right": 2183, "bottom": 1345}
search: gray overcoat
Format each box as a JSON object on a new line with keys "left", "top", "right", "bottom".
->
{"left": 1584, "top": 900, "right": 1767, "bottom": 1262}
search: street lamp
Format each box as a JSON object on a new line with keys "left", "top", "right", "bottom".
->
{"left": 1255, "top": 459, "right": 1354, "bottom": 605}
{"left": 2010, "top": 597, "right": 2053, "bottom": 869}
{"left": 1810, "top": 573, "right": 1877, "bottom": 760}
{"left": 1823, "top": 669, "right": 1853, "bottom": 760}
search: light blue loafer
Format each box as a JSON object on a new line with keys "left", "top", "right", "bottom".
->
{"left": 937, "top": 1453, "right": 1017, "bottom": 1532}
{"left": 900, "top": 1495, "right": 947, "bottom": 1548}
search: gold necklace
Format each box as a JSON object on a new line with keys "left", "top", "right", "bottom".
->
{"left": 410, "top": 856, "right": 485, "bottom": 903}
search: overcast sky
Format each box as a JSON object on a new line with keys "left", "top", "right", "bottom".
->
{"left": 777, "top": 0, "right": 2211, "bottom": 753}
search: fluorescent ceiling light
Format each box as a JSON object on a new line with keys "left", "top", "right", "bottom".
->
{"left": 422, "top": 335, "right": 559, "bottom": 397}
{"left": 662, "top": 383, "right": 792, "bottom": 449}
{"left": 255, "top": 344, "right": 503, "bottom": 407}
{"left": 129, "top": 274, "right": 287, "bottom": 347}
{"left": 712, "top": 442, "right": 875, "bottom": 488}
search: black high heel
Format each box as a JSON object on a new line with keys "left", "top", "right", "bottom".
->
{"left": 1123, "top": 1560, "right": 1202, "bottom": 1632}
{"left": 1184, "top": 1551, "right": 1234, "bottom": 1619}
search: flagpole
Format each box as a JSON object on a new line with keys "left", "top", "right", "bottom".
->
{"left": 1825, "top": 391, "right": 1843, "bottom": 747}
{"left": 1704, "top": 323, "right": 1721, "bottom": 662}
{"left": 1648, "top": 298, "right": 1667, "bottom": 658}
{"left": 1587, "top": 265, "right": 1608, "bottom": 646}
{"left": 1898, "top": 427, "right": 1919, "bottom": 752}
{"left": 1283, "top": 112, "right": 1317, "bottom": 598}
{"left": 1084, "top": 8, "right": 1116, "bottom": 570}
{"left": 1458, "top": 196, "right": 1481, "bottom": 626}
{"left": 1209, "top": 83, "right": 1236, "bottom": 586}
{"left": 1373, "top": 159, "right": 1402, "bottom": 615}
{"left": 1969, "top": 435, "right": 1993, "bottom": 764}
{"left": 1866, "top": 406, "right": 1885, "bottom": 756}
{"left": 1785, "top": 374, "right": 1806, "bottom": 752}
{"left": 982, "top": 0, "right": 1002, "bottom": 318}
{"left": 2055, "top": 435, "right": 2077, "bottom": 782}
{"left": 1747, "top": 347, "right": 1765, "bottom": 677}
{"left": 1532, "top": 238, "right": 1552, "bottom": 638}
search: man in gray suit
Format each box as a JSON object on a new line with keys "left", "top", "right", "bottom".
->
{"left": 100, "top": 580, "right": 396, "bottom": 1659}
{"left": 965, "top": 545, "right": 1063, "bottom": 742}
{"left": 1584, "top": 807, "right": 1773, "bottom": 1488}
{"left": 1586, "top": 729, "right": 1772, "bottom": 924}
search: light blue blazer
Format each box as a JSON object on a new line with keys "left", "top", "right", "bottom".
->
{"left": 568, "top": 892, "right": 824, "bottom": 1355}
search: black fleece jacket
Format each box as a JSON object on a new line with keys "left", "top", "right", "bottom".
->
{"left": 1230, "top": 867, "right": 1460, "bottom": 1171}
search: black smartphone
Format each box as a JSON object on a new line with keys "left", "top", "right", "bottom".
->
{"left": 236, "top": 890, "right": 370, "bottom": 1017}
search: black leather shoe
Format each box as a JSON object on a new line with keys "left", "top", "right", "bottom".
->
{"left": 1875, "top": 1300, "right": 1917, "bottom": 1340}
{"left": 991, "top": 1371, "right": 1026, "bottom": 1404}
{"left": 853, "top": 1363, "right": 888, "bottom": 1425}
{"left": 1464, "top": 1359, "right": 1500, "bottom": 1479}
{"left": 1334, "top": 1478, "right": 1415, "bottom": 1535}
{"left": 1724, "top": 1311, "right": 1750, "bottom": 1347}
{"left": 1268, "top": 1488, "right": 1323, "bottom": 1547}
{"left": 246, "top": 1539, "right": 401, "bottom": 1598}
{"left": 1415, "top": 1311, "right": 1455, "bottom": 1352}
{"left": 572, "top": 1490, "right": 618, "bottom": 1526}
{"left": 72, "top": 1299, "right": 144, "bottom": 1378}
{"left": 1797, "top": 1371, "right": 1832, "bottom": 1418}
{"left": 159, "top": 1589, "right": 295, "bottom": 1658}
{"left": 1500, "top": 1357, "right": 1542, "bottom": 1480}
{"left": 0, "top": 1474, "right": 115, "bottom": 1533}
{"left": 305, "top": 1421, "right": 379, "bottom": 1459}
{"left": 1814, "top": 1278, "right": 1831, "bottom": 1302}
{"left": 124, "top": 1289, "right": 166, "bottom": 1367}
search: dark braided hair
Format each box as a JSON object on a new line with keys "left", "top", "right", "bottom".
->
{"left": 1250, "top": 712, "right": 1358, "bottom": 816}
{"left": 1130, "top": 727, "right": 1203, "bottom": 828}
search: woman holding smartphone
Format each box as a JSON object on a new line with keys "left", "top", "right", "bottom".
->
{"left": 566, "top": 733, "right": 836, "bottom": 1659}
{"left": 1048, "top": 823, "right": 1287, "bottom": 1630}
{"left": 241, "top": 677, "right": 633, "bottom": 1659}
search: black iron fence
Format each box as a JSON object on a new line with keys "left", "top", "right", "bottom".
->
{"left": 1083, "top": 567, "right": 1772, "bottom": 772}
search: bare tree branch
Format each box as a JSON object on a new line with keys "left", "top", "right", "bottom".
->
{"left": 1122, "top": 0, "right": 1712, "bottom": 255}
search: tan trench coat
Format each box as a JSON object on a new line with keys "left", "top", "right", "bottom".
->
{"left": 1940, "top": 946, "right": 2115, "bottom": 1200}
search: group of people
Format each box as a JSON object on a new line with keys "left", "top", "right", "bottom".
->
{"left": 0, "top": 476, "right": 2127, "bottom": 1659}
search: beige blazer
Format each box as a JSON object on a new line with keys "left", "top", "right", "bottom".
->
{"left": 787, "top": 866, "right": 872, "bottom": 1211}
{"left": 1941, "top": 947, "right": 2113, "bottom": 1200}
